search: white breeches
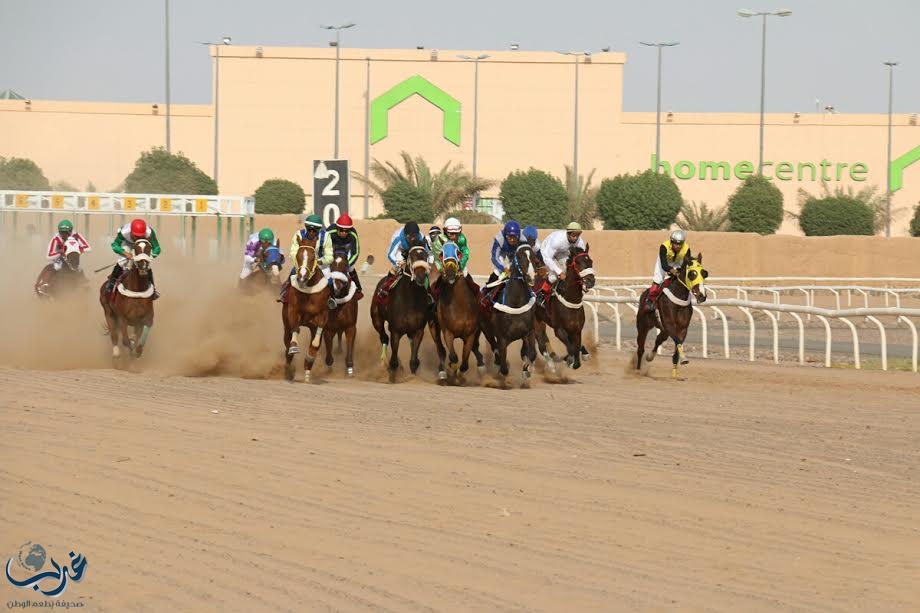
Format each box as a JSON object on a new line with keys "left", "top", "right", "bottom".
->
{"left": 652, "top": 259, "right": 667, "bottom": 284}
{"left": 240, "top": 255, "right": 256, "bottom": 279}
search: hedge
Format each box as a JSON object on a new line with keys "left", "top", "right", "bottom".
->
{"left": 727, "top": 175, "right": 784, "bottom": 234}
{"left": 498, "top": 168, "right": 567, "bottom": 228}
{"left": 799, "top": 196, "right": 875, "bottom": 236}
{"left": 595, "top": 170, "right": 682, "bottom": 230}
{"left": 254, "top": 179, "right": 306, "bottom": 214}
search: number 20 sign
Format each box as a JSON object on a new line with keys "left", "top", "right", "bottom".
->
{"left": 313, "top": 160, "right": 349, "bottom": 227}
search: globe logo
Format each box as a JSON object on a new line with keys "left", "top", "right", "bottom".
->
{"left": 17, "top": 542, "right": 46, "bottom": 572}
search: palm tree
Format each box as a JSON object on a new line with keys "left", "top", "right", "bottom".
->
{"left": 564, "top": 165, "right": 598, "bottom": 229}
{"left": 677, "top": 201, "right": 729, "bottom": 231}
{"left": 352, "top": 151, "right": 493, "bottom": 218}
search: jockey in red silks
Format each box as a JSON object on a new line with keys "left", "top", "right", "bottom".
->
{"left": 46, "top": 219, "right": 91, "bottom": 271}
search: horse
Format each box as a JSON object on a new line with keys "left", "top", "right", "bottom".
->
{"left": 35, "top": 237, "right": 87, "bottom": 299}
{"left": 534, "top": 246, "right": 596, "bottom": 370}
{"left": 239, "top": 244, "right": 284, "bottom": 293}
{"left": 282, "top": 236, "right": 331, "bottom": 383}
{"left": 427, "top": 241, "right": 484, "bottom": 383}
{"left": 99, "top": 238, "right": 155, "bottom": 359}
{"left": 479, "top": 243, "right": 538, "bottom": 385}
{"left": 635, "top": 253, "right": 709, "bottom": 378}
{"left": 322, "top": 251, "right": 359, "bottom": 377}
{"left": 370, "top": 245, "right": 431, "bottom": 381}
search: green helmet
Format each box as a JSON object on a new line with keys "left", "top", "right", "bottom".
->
{"left": 304, "top": 214, "right": 323, "bottom": 228}
{"left": 258, "top": 228, "right": 274, "bottom": 243}
{"left": 566, "top": 221, "right": 583, "bottom": 233}
{"left": 57, "top": 219, "right": 74, "bottom": 232}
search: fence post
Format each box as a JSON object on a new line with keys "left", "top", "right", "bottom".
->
{"left": 239, "top": 216, "right": 245, "bottom": 248}
{"left": 191, "top": 216, "right": 197, "bottom": 255}
{"left": 216, "top": 214, "right": 222, "bottom": 257}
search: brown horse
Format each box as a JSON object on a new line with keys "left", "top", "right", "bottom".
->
{"left": 635, "top": 253, "right": 709, "bottom": 378}
{"left": 535, "top": 246, "right": 596, "bottom": 370}
{"left": 35, "top": 238, "right": 87, "bottom": 299}
{"left": 282, "top": 237, "right": 331, "bottom": 382}
{"left": 371, "top": 245, "right": 430, "bottom": 382}
{"left": 427, "top": 243, "right": 484, "bottom": 383}
{"left": 99, "top": 238, "right": 155, "bottom": 359}
{"left": 322, "top": 251, "right": 359, "bottom": 377}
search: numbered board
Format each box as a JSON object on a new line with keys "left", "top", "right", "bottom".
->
{"left": 313, "top": 160, "right": 349, "bottom": 227}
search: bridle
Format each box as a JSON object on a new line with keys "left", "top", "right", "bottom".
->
{"left": 566, "top": 251, "right": 595, "bottom": 290}
{"left": 510, "top": 244, "right": 533, "bottom": 284}
{"left": 405, "top": 245, "right": 430, "bottom": 284}
{"left": 296, "top": 244, "right": 318, "bottom": 282}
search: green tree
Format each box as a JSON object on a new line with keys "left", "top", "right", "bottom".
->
{"left": 908, "top": 203, "right": 920, "bottom": 237}
{"left": 254, "top": 179, "right": 306, "bottom": 214}
{"left": 596, "top": 170, "right": 683, "bottom": 230}
{"left": 798, "top": 195, "right": 875, "bottom": 236}
{"left": 352, "top": 151, "right": 492, "bottom": 218}
{"left": 498, "top": 168, "right": 567, "bottom": 228}
{"left": 677, "top": 201, "right": 729, "bottom": 231}
{"left": 382, "top": 181, "right": 435, "bottom": 224}
{"left": 123, "top": 147, "right": 217, "bottom": 195}
{"left": 51, "top": 179, "right": 79, "bottom": 192}
{"left": 0, "top": 157, "right": 51, "bottom": 190}
{"left": 726, "top": 175, "right": 784, "bottom": 234}
{"left": 564, "top": 165, "right": 598, "bottom": 229}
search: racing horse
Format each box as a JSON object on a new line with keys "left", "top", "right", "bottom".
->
{"left": 636, "top": 253, "right": 708, "bottom": 378}
{"left": 534, "top": 246, "right": 595, "bottom": 371}
{"left": 282, "top": 236, "right": 331, "bottom": 382}
{"left": 35, "top": 236, "right": 88, "bottom": 299}
{"left": 322, "top": 251, "right": 359, "bottom": 377}
{"left": 480, "top": 243, "right": 538, "bottom": 385}
{"left": 99, "top": 238, "right": 155, "bottom": 359}
{"left": 239, "top": 243, "right": 285, "bottom": 293}
{"left": 371, "top": 245, "right": 430, "bottom": 382}
{"left": 428, "top": 241, "right": 485, "bottom": 383}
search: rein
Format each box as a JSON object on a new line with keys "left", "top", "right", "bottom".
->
{"left": 492, "top": 244, "right": 535, "bottom": 314}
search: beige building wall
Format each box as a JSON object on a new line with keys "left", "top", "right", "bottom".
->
{"left": 3, "top": 46, "right": 920, "bottom": 235}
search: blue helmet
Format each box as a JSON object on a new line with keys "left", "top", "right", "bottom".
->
{"left": 503, "top": 220, "right": 521, "bottom": 239}
{"left": 522, "top": 225, "right": 539, "bottom": 243}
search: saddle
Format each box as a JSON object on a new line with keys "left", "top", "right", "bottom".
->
{"left": 479, "top": 281, "right": 504, "bottom": 314}
{"left": 373, "top": 273, "right": 402, "bottom": 306}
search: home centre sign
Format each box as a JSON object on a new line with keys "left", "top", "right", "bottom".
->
{"left": 651, "top": 155, "right": 869, "bottom": 183}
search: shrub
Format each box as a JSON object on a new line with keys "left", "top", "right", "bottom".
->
{"left": 499, "top": 168, "right": 567, "bottom": 228}
{"left": 254, "top": 179, "right": 306, "bottom": 215}
{"left": 794, "top": 181, "right": 894, "bottom": 235}
{"left": 444, "top": 209, "right": 498, "bottom": 224}
{"left": 0, "top": 157, "right": 51, "bottom": 190}
{"left": 727, "top": 175, "right": 783, "bottom": 234}
{"left": 123, "top": 147, "right": 217, "bottom": 195}
{"left": 596, "top": 169, "right": 683, "bottom": 230}
{"left": 382, "top": 181, "right": 434, "bottom": 224}
{"left": 798, "top": 196, "right": 875, "bottom": 236}
{"left": 909, "top": 203, "right": 920, "bottom": 237}
{"left": 677, "top": 201, "right": 729, "bottom": 231}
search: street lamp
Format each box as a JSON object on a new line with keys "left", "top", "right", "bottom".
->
{"left": 321, "top": 22, "right": 356, "bottom": 159}
{"left": 639, "top": 41, "right": 679, "bottom": 172}
{"left": 199, "top": 37, "right": 232, "bottom": 188}
{"left": 457, "top": 54, "right": 490, "bottom": 205}
{"left": 164, "top": 0, "right": 171, "bottom": 152}
{"left": 884, "top": 61, "right": 898, "bottom": 237}
{"left": 556, "top": 51, "right": 592, "bottom": 181}
{"left": 737, "top": 8, "right": 792, "bottom": 174}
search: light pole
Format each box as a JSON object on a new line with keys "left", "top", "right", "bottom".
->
{"left": 321, "top": 23, "right": 356, "bottom": 159}
{"left": 364, "top": 56, "right": 371, "bottom": 219}
{"left": 557, "top": 51, "right": 592, "bottom": 181}
{"left": 640, "top": 41, "right": 679, "bottom": 172}
{"left": 200, "top": 37, "right": 231, "bottom": 188}
{"left": 164, "top": 0, "right": 171, "bottom": 152}
{"left": 458, "top": 54, "right": 490, "bottom": 206}
{"left": 738, "top": 8, "right": 792, "bottom": 174}
{"left": 884, "top": 61, "right": 898, "bottom": 237}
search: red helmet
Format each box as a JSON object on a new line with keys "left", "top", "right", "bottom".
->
{"left": 335, "top": 214, "right": 354, "bottom": 230}
{"left": 130, "top": 219, "right": 147, "bottom": 238}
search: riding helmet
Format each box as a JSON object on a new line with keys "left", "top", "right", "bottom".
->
{"left": 130, "top": 219, "right": 147, "bottom": 238}
{"left": 522, "top": 225, "right": 539, "bottom": 243}
{"left": 258, "top": 228, "right": 274, "bottom": 243}
{"left": 444, "top": 217, "right": 462, "bottom": 233}
{"left": 670, "top": 229, "right": 686, "bottom": 244}
{"left": 566, "top": 221, "right": 583, "bottom": 233}
{"left": 335, "top": 213, "right": 354, "bottom": 230}
{"left": 304, "top": 214, "right": 323, "bottom": 229}
{"left": 57, "top": 219, "right": 74, "bottom": 233}
{"left": 404, "top": 221, "right": 420, "bottom": 236}
{"left": 503, "top": 220, "right": 521, "bottom": 238}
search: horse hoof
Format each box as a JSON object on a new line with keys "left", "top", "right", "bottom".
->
{"left": 112, "top": 346, "right": 121, "bottom": 358}
{"left": 680, "top": 357, "right": 690, "bottom": 365}
{"left": 304, "top": 371, "right": 311, "bottom": 383}
{"left": 288, "top": 345, "right": 300, "bottom": 356}
{"left": 346, "top": 367, "right": 354, "bottom": 377}
{"left": 438, "top": 370, "right": 447, "bottom": 381}
{"left": 477, "top": 365, "right": 486, "bottom": 375}
{"left": 645, "top": 353, "right": 655, "bottom": 362}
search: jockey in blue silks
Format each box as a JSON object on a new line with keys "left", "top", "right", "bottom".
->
{"left": 488, "top": 220, "right": 522, "bottom": 285}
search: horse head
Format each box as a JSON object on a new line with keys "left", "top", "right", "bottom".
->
{"left": 294, "top": 236, "right": 318, "bottom": 285}
{"left": 681, "top": 252, "right": 708, "bottom": 303}
{"left": 568, "top": 245, "right": 595, "bottom": 290}
{"left": 63, "top": 237, "right": 82, "bottom": 272}
{"left": 440, "top": 241, "right": 460, "bottom": 284}
{"left": 407, "top": 245, "right": 430, "bottom": 285}
{"left": 329, "top": 251, "right": 351, "bottom": 298}
{"left": 513, "top": 244, "right": 534, "bottom": 286}
{"left": 132, "top": 239, "right": 153, "bottom": 276}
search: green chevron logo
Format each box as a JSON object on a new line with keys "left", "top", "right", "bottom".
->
{"left": 370, "top": 75, "right": 461, "bottom": 146}
{"left": 890, "top": 144, "right": 920, "bottom": 192}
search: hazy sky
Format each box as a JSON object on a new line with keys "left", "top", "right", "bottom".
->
{"left": 1, "top": 0, "right": 917, "bottom": 114}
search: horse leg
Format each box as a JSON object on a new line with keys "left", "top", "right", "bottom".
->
{"left": 459, "top": 331, "right": 475, "bottom": 374}
{"left": 372, "top": 305, "right": 388, "bottom": 364}
{"left": 635, "top": 318, "right": 650, "bottom": 369}
{"left": 569, "top": 327, "right": 583, "bottom": 370}
{"left": 388, "top": 332, "right": 402, "bottom": 375}
{"left": 520, "top": 332, "right": 537, "bottom": 383}
{"left": 120, "top": 317, "right": 131, "bottom": 352}
{"left": 304, "top": 325, "right": 322, "bottom": 383}
{"left": 409, "top": 327, "right": 424, "bottom": 375}
{"left": 555, "top": 327, "right": 573, "bottom": 367}
{"left": 323, "top": 328, "right": 335, "bottom": 368}
{"left": 472, "top": 331, "right": 486, "bottom": 373}
{"left": 283, "top": 319, "right": 296, "bottom": 382}
{"left": 534, "top": 317, "right": 555, "bottom": 369}
{"left": 445, "top": 329, "right": 459, "bottom": 375}
{"left": 344, "top": 325, "right": 356, "bottom": 377}
{"left": 497, "top": 336, "right": 510, "bottom": 378}
{"left": 648, "top": 329, "right": 669, "bottom": 363}
{"left": 428, "top": 318, "right": 448, "bottom": 381}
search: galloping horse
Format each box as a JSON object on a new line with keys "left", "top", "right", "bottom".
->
{"left": 480, "top": 244, "right": 538, "bottom": 383}
{"left": 99, "top": 238, "right": 155, "bottom": 359}
{"left": 636, "top": 254, "right": 709, "bottom": 378}
{"left": 428, "top": 241, "right": 484, "bottom": 383}
{"left": 35, "top": 236, "right": 87, "bottom": 299}
{"left": 535, "top": 246, "right": 596, "bottom": 370}
{"left": 240, "top": 244, "right": 285, "bottom": 292}
{"left": 322, "top": 251, "right": 359, "bottom": 377}
{"left": 282, "top": 237, "right": 331, "bottom": 382}
{"left": 371, "top": 245, "right": 430, "bottom": 381}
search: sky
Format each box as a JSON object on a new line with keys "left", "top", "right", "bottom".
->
{"left": 1, "top": 0, "right": 917, "bottom": 114}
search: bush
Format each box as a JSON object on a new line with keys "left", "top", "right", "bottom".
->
{"left": 383, "top": 181, "right": 434, "bottom": 223}
{"left": 0, "top": 157, "right": 50, "bottom": 190}
{"left": 499, "top": 168, "right": 567, "bottom": 228}
{"left": 254, "top": 179, "right": 306, "bottom": 215}
{"left": 798, "top": 196, "right": 875, "bottom": 236}
{"left": 443, "top": 209, "right": 498, "bottom": 224}
{"left": 123, "top": 147, "right": 217, "bottom": 195}
{"left": 727, "top": 175, "right": 783, "bottom": 234}
{"left": 596, "top": 170, "right": 683, "bottom": 230}
{"left": 909, "top": 203, "right": 920, "bottom": 237}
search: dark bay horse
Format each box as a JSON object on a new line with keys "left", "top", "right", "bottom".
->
{"left": 35, "top": 237, "right": 87, "bottom": 299}
{"left": 636, "top": 253, "right": 709, "bottom": 378}
{"left": 480, "top": 244, "right": 538, "bottom": 384}
{"left": 371, "top": 245, "right": 430, "bottom": 382}
{"left": 282, "top": 237, "right": 331, "bottom": 382}
{"left": 239, "top": 243, "right": 285, "bottom": 293}
{"left": 322, "top": 251, "right": 359, "bottom": 377}
{"left": 535, "top": 246, "right": 595, "bottom": 371}
{"left": 99, "top": 238, "right": 155, "bottom": 359}
{"left": 428, "top": 242, "right": 484, "bottom": 383}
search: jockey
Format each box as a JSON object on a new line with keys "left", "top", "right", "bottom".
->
{"left": 426, "top": 225, "right": 442, "bottom": 257}
{"left": 379, "top": 221, "right": 428, "bottom": 299}
{"left": 104, "top": 218, "right": 161, "bottom": 299}
{"left": 537, "top": 222, "right": 586, "bottom": 305}
{"left": 46, "top": 219, "right": 90, "bottom": 272}
{"left": 522, "top": 225, "right": 541, "bottom": 252}
{"left": 240, "top": 228, "right": 281, "bottom": 280}
{"left": 429, "top": 216, "right": 478, "bottom": 299}
{"left": 646, "top": 229, "right": 692, "bottom": 312}
{"left": 324, "top": 213, "right": 363, "bottom": 298}
{"left": 279, "top": 213, "right": 331, "bottom": 300}
{"left": 487, "top": 220, "right": 522, "bottom": 285}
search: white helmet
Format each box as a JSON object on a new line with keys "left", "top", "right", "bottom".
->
{"left": 670, "top": 229, "right": 686, "bottom": 243}
{"left": 444, "top": 217, "right": 462, "bottom": 233}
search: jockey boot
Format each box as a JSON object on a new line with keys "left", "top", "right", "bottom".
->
{"left": 350, "top": 269, "right": 364, "bottom": 300}
{"left": 104, "top": 265, "right": 123, "bottom": 296}
{"left": 149, "top": 269, "right": 159, "bottom": 300}
{"left": 378, "top": 272, "right": 396, "bottom": 299}
{"left": 646, "top": 284, "right": 661, "bottom": 313}
{"left": 328, "top": 297, "right": 338, "bottom": 310}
